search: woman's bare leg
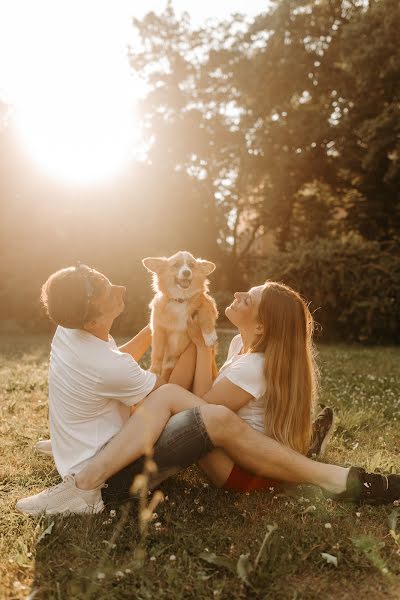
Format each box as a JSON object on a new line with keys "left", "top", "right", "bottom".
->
{"left": 198, "top": 450, "right": 234, "bottom": 487}
{"left": 75, "top": 384, "right": 204, "bottom": 490}
{"left": 75, "top": 384, "right": 348, "bottom": 495}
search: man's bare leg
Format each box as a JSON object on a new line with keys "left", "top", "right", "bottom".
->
{"left": 75, "top": 384, "right": 348, "bottom": 495}
{"left": 200, "top": 405, "right": 349, "bottom": 495}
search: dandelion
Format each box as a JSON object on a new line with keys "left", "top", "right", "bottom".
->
{"left": 169, "top": 555, "right": 176, "bottom": 561}
{"left": 325, "top": 523, "right": 332, "bottom": 529}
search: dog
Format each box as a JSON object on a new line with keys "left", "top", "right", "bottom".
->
{"left": 142, "top": 251, "right": 218, "bottom": 380}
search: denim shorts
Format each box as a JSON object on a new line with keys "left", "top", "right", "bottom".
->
{"left": 102, "top": 406, "right": 214, "bottom": 503}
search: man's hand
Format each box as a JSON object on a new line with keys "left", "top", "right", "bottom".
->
{"left": 118, "top": 324, "right": 152, "bottom": 361}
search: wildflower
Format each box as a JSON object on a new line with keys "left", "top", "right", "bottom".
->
{"left": 115, "top": 571, "right": 124, "bottom": 579}
{"left": 97, "top": 572, "right": 106, "bottom": 580}
{"left": 125, "top": 568, "right": 132, "bottom": 574}
{"left": 356, "top": 512, "right": 361, "bottom": 518}
{"left": 197, "top": 506, "right": 204, "bottom": 513}
{"left": 109, "top": 509, "right": 116, "bottom": 517}
{"left": 150, "top": 556, "right": 156, "bottom": 562}
{"left": 324, "top": 523, "right": 332, "bottom": 529}
{"left": 169, "top": 555, "right": 176, "bottom": 561}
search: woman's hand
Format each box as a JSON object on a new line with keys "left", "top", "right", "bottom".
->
{"left": 187, "top": 314, "right": 207, "bottom": 348}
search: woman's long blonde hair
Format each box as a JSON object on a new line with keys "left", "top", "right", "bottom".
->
{"left": 251, "top": 282, "right": 319, "bottom": 455}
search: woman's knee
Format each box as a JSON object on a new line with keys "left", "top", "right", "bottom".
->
{"left": 200, "top": 404, "right": 240, "bottom": 445}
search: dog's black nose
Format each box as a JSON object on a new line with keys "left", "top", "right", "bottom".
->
{"left": 182, "top": 269, "right": 191, "bottom": 278}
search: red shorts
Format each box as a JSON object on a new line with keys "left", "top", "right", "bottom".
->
{"left": 223, "top": 464, "right": 281, "bottom": 493}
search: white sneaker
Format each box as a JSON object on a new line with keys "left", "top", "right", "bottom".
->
{"left": 35, "top": 439, "right": 53, "bottom": 457}
{"left": 16, "top": 475, "right": 105, "bottom": 516}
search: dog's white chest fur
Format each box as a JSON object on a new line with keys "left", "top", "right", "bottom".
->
{"left": 160, "top": 301, "right": 188, "bottom": 331}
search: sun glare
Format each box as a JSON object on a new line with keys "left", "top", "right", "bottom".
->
{"left": 0, "top": 1, "right": 145, "bottom": 185}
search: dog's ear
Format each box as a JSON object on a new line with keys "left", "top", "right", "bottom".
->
{"left": 197, "top": 259, "right": 216, "bottom": 275}
{"left": 142, "top": 257, "right": 168, "bottom": 274}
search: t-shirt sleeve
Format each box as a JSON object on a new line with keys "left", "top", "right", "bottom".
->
{"left": 98, "top": 351, "right": 156, "bottom": 406}
{"left": 223, "top": 354, "right": 266, "bottom": 399}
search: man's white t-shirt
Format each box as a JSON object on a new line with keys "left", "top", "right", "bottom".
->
{"left": 213, "top": 334, "right": 266, "bottom": 433}
{"left": 48, "top": 326, "right": 156, "bottom": 477}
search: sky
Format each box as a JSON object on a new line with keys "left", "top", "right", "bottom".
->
{"left": 0, "top": 1, "right": 271, "bottom": 184}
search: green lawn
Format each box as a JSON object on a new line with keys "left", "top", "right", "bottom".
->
{"left": 1, "top": 333, "right": 400, "bottom": 599}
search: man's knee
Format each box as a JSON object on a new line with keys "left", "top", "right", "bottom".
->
{"left": 200, "top": 404, "right": 242, "bottom": 445}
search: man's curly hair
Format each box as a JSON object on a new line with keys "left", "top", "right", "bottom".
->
{"left": 41, "top": 266, "right": 105, "bottom": 328}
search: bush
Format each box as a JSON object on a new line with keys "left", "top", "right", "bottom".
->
{"left": 251, "top": 235, "right": 400, "bottom": 343}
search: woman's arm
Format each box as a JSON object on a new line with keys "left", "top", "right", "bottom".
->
{"left": 187, "top": 315, "right": 215, "bottom": 397}
{"left": 202, "top": 378, "right": 253, "bottom": 412}
{"left": 119, "top": 325, "right": 152, "bottom": 361}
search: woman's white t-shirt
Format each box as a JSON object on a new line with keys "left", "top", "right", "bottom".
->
{"left": 213, "top": 334, "right": 266, "bottom": 433}
{"left": 48, "top": 326, "right": 156, "bottom": 477}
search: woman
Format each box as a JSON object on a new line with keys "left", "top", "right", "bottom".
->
{"left": 17, "top": 277, "right": 400, "bottom": 514}
{"left": 186, "top": 281, "right": 322, "bottom": 491}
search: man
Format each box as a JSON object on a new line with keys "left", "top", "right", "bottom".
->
{"left": 16, "top": 264, "right": 400, "bottom": 515}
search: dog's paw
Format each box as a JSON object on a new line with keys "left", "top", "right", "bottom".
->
{"left": 202, "top": 329, "right": 218, "bottom": 347}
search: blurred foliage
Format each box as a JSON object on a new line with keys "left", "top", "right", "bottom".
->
{"left": 0, "top": 0, "right": 399, "bottom": 340}
{"left": 249, "top": 234, "right": 400, "bottom": 343}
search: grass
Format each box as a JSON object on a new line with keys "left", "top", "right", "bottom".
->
{"left": 1, "top": 333, "right": 400, "bottom": 599}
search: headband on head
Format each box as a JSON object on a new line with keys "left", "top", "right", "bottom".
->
{"left": 74, "top": 261, "right": 96, "bottom": 323}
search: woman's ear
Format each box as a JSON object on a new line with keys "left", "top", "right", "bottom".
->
{"left": 255, "top": 322, "right": 264, "bottom": 335}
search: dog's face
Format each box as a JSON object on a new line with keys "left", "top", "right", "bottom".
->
{"left": 142, "top": 251, "right": 215, "bottom": 296}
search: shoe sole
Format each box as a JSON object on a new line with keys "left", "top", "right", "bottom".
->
{"left": 317, "top": 413, "right": 336, "bottom": 458}
{"left": 36, "top": 449, "right": 53, "bottom": 457}
{"left": 35, "top": 442, "right": 53, "bottom": 457}
{"left": 16, "top": 500, "right": 105, "bottom": 516}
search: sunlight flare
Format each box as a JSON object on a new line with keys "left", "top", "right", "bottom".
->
{"left": 0, "top": 1, "right": 146, "bottom": 184}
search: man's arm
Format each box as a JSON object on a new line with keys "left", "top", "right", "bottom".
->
{"left": 118, "top": 325, "right": 152, "bottom": 361}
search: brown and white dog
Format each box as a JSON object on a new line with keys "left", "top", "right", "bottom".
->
{"left": 142, "top": 251, "right": 218, "bottom": 380}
